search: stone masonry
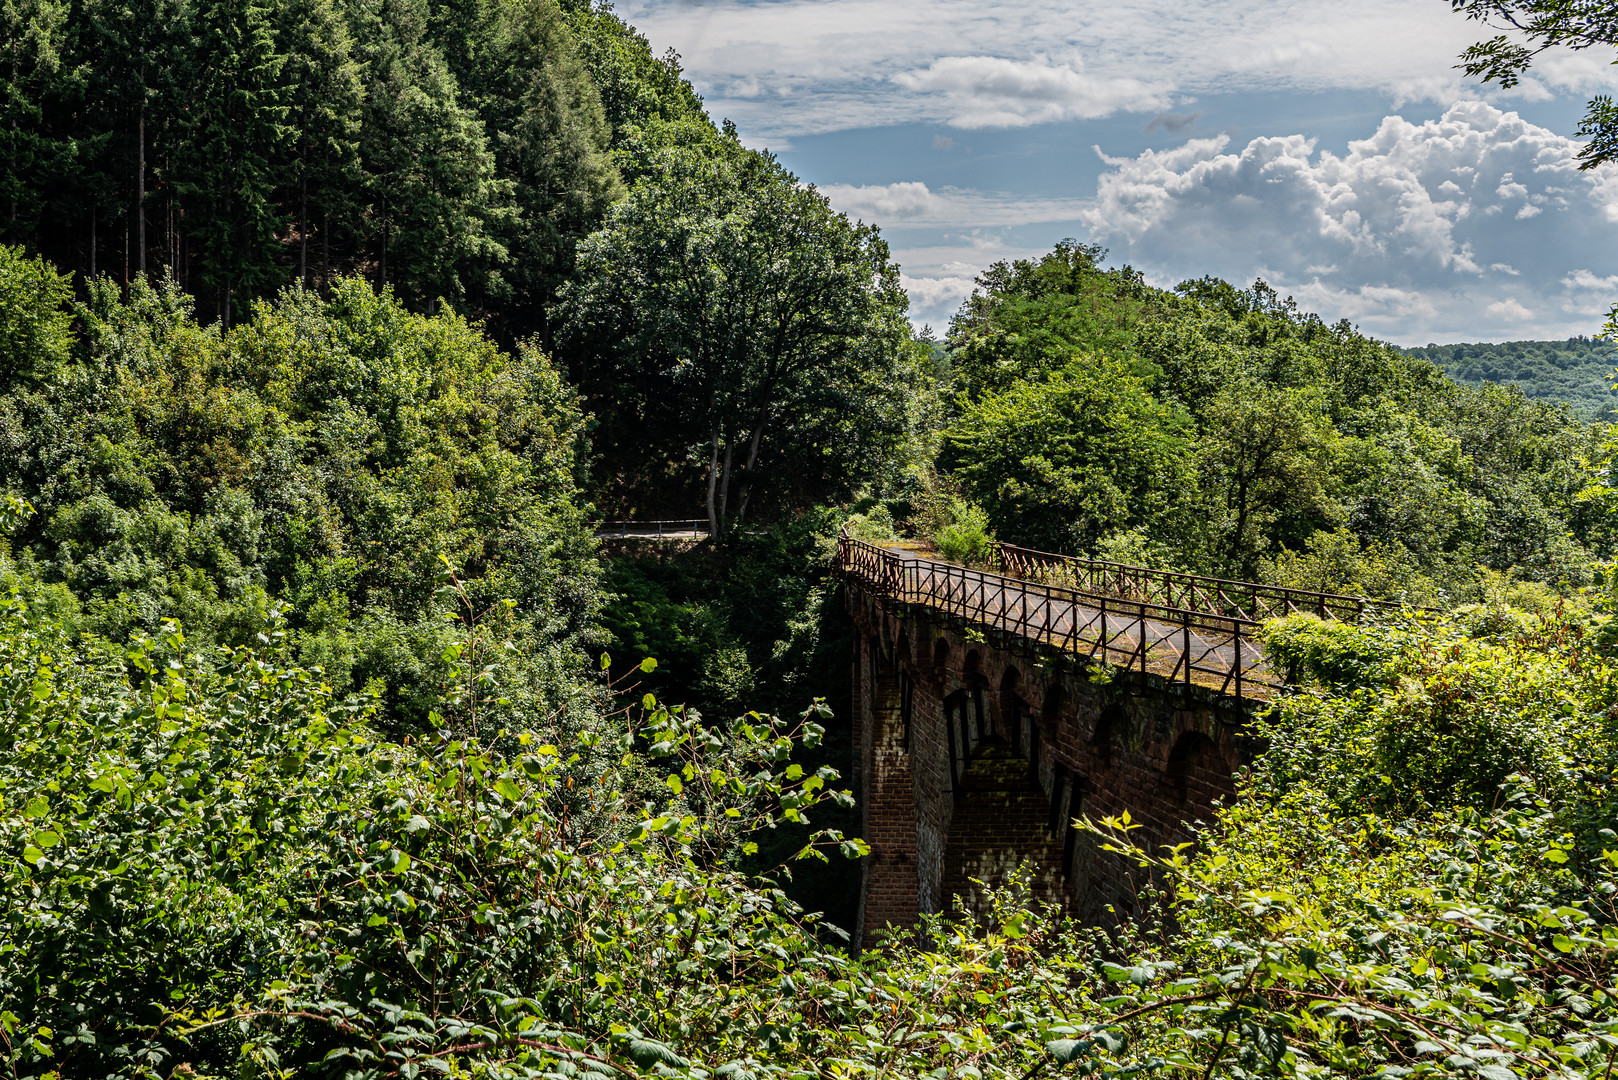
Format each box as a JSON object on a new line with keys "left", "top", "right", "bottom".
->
{"left": 847, "top": 585, "right": 1261, "bottom": 949}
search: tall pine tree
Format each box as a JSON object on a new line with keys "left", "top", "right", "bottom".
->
{"left": 175, "top": 0, "right": 288, "bottom": 322}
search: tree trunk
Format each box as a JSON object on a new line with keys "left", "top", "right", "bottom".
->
{"left": 299, "top": 171, "right": 308, "bottom": 286}
{"left": 718, "top": 436, "right": 735, "bottom": 525}
{"left": 10, "top": 56, "right": 18, "bottom": 225}
{"left": 137, "top": 102, "right": 146, "bottom": 277}
{"left": 1229, "top": 470, "right": 1251, "bottom": 575}
{"left": 705, "top": 425, "right": 721, "bottom": 538}
{"left": 734, "top": 418, "right": 766, "bottom": 524}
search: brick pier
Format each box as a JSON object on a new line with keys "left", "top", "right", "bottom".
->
{"left": 847, "top": 586, "right": 1261, "bottom": 948}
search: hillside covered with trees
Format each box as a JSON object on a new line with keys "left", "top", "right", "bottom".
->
{"left": 4, "top": 0, "right": 1618, "bottom": 1077}
{"left": 1405, "top": 336, "right": 1618, "bottom": 420}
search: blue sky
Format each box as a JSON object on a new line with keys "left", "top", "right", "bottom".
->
{"left": 619, "top": 0, "right": 1618, "bottom": 345}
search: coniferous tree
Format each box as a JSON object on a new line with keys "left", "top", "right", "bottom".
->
{"left": 274, "top": 0, "right": 361, "bottom": 288}
{"left": 174, "top": 0, "right": 289, "bottom": 323}
{"left": 354, "top": 0, "right": 511, "bottom": 307}
{"left": 0, "top": 0, "right": 70, "bottom": 245}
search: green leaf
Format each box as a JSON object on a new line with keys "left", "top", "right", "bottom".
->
{"left": 1047, "top": 1040, "right": 1088, "bottom": 1064}
{"left": 1554, "top": 934, "right": 1575, "bottom": 953}
{"left": 21, "top": 846, "right": 42, "bottom": 865}
{"left": 626, "top": 1039, "right": 687, "bottom": 1069}
{"left": 22, "top": 797, "right": 48, "bottom": 820}
{"left": 494, "top": 779, "right": 525, "bottom": 802}
{"left": 639, "top": 657, "right": 657, "bottom": 673}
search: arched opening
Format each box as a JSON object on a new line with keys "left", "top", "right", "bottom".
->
{"left": 1161, "top": 731, "right": 1235, "bottom": 808}
{"left": 999, "top": 667, "right": 1024, "bottom": 748}
{"left": 1091, "top": 704, "right": 1125, "bottom": 773}
{"left": 941, "top": 740, "right": 1067, "bottom": 921}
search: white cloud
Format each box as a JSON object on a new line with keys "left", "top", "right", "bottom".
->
{"left": 1565, "top": 269, "right": 1618, "bottom": 292}
{"left": 900, "top": 272, "right": 980, "bottom": 317}
{"left": 820, "top": 181, "right": 944, "bottom": 220}
{"left": 619, "top": 0, "right": 1618, "bottom": 137}
{"left": 819, "top": 182, "right": 1092, "bottom": 228}
{"left": 1075, "top": 102, "right": 1618, "bottom": 341}
{"left": 891, "top": 56, "right": 1171, "bottom": 128}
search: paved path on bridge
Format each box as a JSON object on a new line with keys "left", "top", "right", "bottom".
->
{"left": 594, "top": 521, "right": 712, "bottom": 540}
{"left": 880, "top": 545, "right": 1275, "bottom": 697}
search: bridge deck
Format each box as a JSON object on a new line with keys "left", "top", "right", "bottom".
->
{"left": 841, "top": 538, "right": 1280, "bottom": 701}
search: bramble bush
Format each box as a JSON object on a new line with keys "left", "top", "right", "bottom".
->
{"left": 6, "top": 491, "right": 1618, "bottom": 1079}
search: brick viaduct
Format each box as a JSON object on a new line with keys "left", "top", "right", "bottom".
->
{"left": 845, "top": 581, "right": 1264, "bottom": 947}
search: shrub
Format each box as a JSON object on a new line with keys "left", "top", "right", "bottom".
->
{"left": 932, "top": 498, "right": 998, "bottom": 567}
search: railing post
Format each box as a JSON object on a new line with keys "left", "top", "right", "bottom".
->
{"left": 1183, "top": 621, "right": 1191, "bottom": 691}
{"left": 1233, "top": 633, "right": 1243, "bottom": 701}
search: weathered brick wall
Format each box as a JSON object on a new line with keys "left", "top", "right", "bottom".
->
{"left": 908, "top": 685, "right": 951, "bottom": 915}
{"left": 853, "top": 632, "right": 921, "bottom": 947}
{"left": 941, "top": 742, "right": 1067, "bottom": 916}
{"left": 847, "top": 587, "right": 1259, "bottom": 938}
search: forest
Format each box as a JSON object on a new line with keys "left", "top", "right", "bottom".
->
{"left": 4, "top": 0, "right": 1618, "bottom": 1076}
{"left": 1405, "top": 337, "right": 1618, "bottom": 420}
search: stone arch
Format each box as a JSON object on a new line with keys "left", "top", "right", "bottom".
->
{"left": 1040, "top": 684, "right": 1065, "bottom": 727}
{"left": 940, "top": 687, "right": 980, "bottom": 789}
{"left": 999, "top": 667, "right": 1025, "bottom": 746}
{"left": 1160, "top": 730, "right": 1235, "bottom": 808}
{"left": 941, "top": 740, "right": 1067, "bottom": 921}
{"left": 1091, "top": 703, "right": 1126, "bottom": 773}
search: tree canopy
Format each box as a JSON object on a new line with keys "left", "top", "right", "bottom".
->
{"left": 558, "top": 141, "right": 916, "bottom": 534}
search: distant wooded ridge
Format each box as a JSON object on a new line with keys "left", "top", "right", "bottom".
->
{"left": 1403, "top": 336, "right": 1618, "bottom": 419}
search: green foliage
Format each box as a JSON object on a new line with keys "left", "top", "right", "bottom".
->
{"left": 946, "top": 239, "right": 1167, "bottom": 403}
{"left": 0, "top": 0, "right": 623, "bottom": 334}
{"left": 558, "top": 140, "right": 915, "bottom": 531}
{"left": 933, "top": 248, "right": 1606, "bottom": 594}
{"left": 945, "top": 353, "right": 1192, "bottom": 555}
{"left": 0, "top": 583, "right": 865, "bottom": 1078}
{"left": 0, "top": 244, "right": 72, "bottom": 391}
{"left": 931, "top": 498, "right": 997, "bottom": 568}
{"left": 0, "top": 260, "right": 601, "bottom": 733}
{"left": 1406, "top": 337, "right": 1618, "bottom": 420}
{"left": 1256, "top": 612, "right": 1615, "bottom": 815}
{"left": 841, "top": 502, "right": 901, "bottom": 543}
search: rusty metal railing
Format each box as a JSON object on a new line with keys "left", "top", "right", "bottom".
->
{"left": 998, "top": 544, "right": 1400, "bottom": 624}
{"left": 838, "top": 534, "right": 1279, "bottom": 702}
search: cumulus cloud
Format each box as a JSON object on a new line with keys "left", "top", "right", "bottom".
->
{"left": 1077, "top": 102, "right": 1618, "bottom": 340}
{"left": 892, "top": 56, "right": 1171, "bottom": 128}
{"left": 1487, "top": 297, "right": 1534, "bottom": 320}
{"left": 819, "top": 181, "right": 1092, "bottom": 228}
{"left": 820, "top": 181, "right": 944, "bottom": 220}
{"left": 900, "top": 272, "right": 981, "bottom": 316}
{"left": 618, "top": 0, "right": 1618, "bottom": 137}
